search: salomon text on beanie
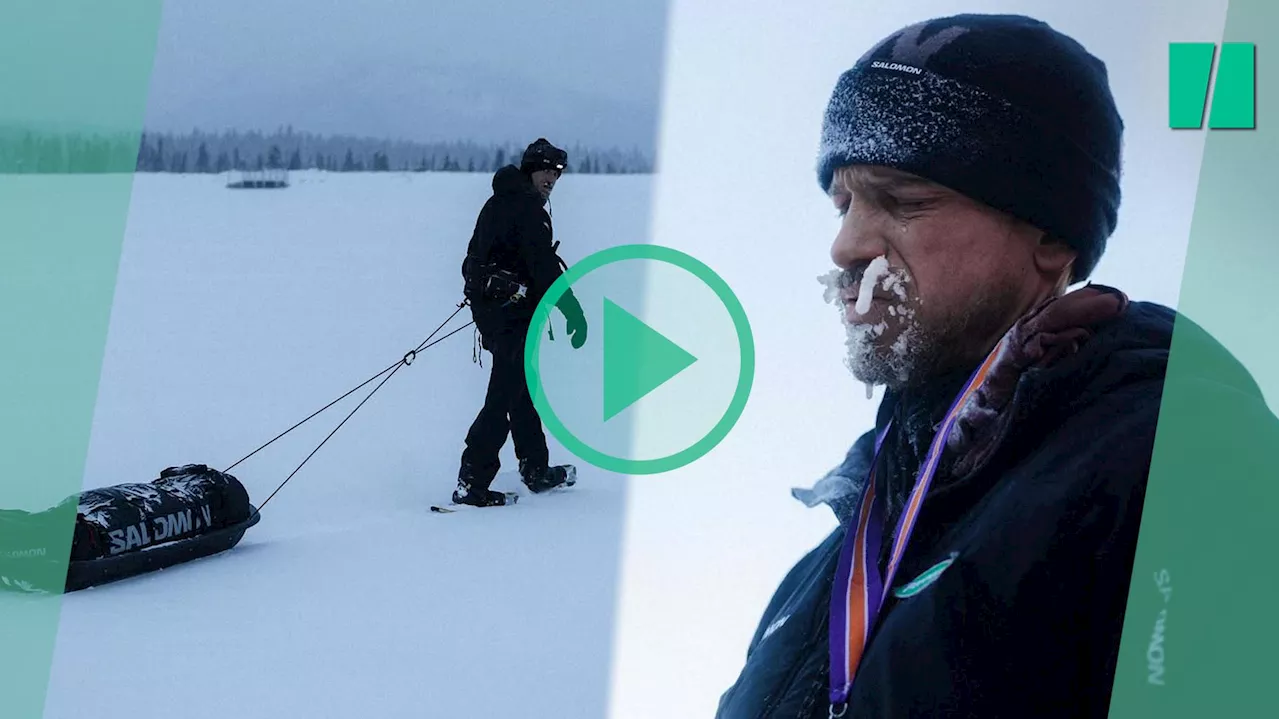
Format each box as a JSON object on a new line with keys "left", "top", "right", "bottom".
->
{"left": 816, "top": 14, "right": 1124, "bottom": 282}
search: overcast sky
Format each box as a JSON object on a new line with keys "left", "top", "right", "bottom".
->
{"left": 142, "top": 0, "right": 671, "bottom": 152}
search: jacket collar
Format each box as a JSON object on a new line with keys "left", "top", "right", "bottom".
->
{"left": 793, "top": 284, "right": 1135, "bottom": 526}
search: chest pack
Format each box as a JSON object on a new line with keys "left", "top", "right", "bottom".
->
{"left": 462, "top": 255, "right": 528, "bottom": 305}
{"left": 461, "top": 240, "right": 568, "bottom": 307}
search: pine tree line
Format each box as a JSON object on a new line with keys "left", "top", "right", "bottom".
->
{"left": 0, "top": 128, "right": 141, "bottom": 174}
{"left": 0, "top": 126, "right": 655, "bottom": 175}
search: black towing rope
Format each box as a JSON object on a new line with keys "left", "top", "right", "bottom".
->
{"left": 225, "top": 299, "right": 473, "bottom": 520}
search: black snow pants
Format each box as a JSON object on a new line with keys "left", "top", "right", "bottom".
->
{"left": 459, "top": 304, "right": 549, "bottom": 490}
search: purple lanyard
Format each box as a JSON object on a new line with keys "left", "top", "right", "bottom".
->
{"left": 827, "top": 339, "right": 1004, "bottom": 717}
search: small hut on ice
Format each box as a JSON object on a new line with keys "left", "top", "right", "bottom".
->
{"left": 226, "top": 167, "right": 289, "bottom": 189}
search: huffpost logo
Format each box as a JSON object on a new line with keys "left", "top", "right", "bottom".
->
{"left": 1169, "top": 42, "right": 1256, "bottom": 130}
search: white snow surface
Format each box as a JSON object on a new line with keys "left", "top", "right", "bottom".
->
{"left": 39, "top": 170, "right": 652, "bottom": 719}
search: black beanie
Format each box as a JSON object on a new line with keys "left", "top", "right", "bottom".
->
{"left": 521, "top": 138, "right": 568, "bottom": 174}
{"left": 816, "top": 14, "right": 1124, "bottom": 282}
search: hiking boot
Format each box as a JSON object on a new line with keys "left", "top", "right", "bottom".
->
{"left": 452, "top": 472, "right": 513, "bottom": 507}
{"left": 519, "top": 460, "right": 577, "bottom": 494}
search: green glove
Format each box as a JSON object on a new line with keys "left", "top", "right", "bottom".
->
{"left": 555, "top": 290, "right": 588, "bottom": 349}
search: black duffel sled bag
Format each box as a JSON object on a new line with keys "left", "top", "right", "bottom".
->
{"left": 0, "top": 464, "right": 259, "bottom": 593}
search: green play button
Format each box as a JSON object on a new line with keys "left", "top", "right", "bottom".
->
{"left": 524, "top": 244, "right": 754, "bottom": 475}
{"left": 602, "top": 298, "right": 698, "bottom": 422}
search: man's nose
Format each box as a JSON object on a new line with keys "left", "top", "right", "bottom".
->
{"left": 830, "top": 203, "right": 884, "bottom": 270}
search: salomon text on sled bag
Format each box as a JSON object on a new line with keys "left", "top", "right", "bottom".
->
{"left": 0, "top": 464, "right": 259, "bottom": 593}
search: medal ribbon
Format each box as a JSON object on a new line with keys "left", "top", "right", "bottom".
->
{"left": 828, "top": 338, "right": 1005, "bottom": 710}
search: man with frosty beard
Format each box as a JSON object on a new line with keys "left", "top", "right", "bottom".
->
{"left": 716, "top": 14, "right": 1275, "bottom": 719}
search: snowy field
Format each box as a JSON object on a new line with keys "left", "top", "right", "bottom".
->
{"left": 38, "top": 170, "right": 652, "bottom": 719}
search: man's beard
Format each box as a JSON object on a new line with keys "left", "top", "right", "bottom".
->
{"left": 820, "top": 258, "right": 1021, "bottom": 392}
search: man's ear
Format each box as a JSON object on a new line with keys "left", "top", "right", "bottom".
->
{"left": 1033, "top": 233, "right": 1077, "bottom": 284}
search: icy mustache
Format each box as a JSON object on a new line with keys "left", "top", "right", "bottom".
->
{"left": 818, "top": 256, "right": 908, "bottom": 316}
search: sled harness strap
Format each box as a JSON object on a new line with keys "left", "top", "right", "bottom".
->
{"left": 226, "top": 300, "right": 473, "bottom": 518}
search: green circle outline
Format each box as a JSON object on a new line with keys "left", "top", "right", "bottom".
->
{"left": 524, "top": 244, "right": 755, "bottom": 475}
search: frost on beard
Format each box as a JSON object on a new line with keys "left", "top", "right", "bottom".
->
{"left": 819, "top": 259, "right": 923, "bottom": 390}
{"left": 818, "top": 268, "right": 844, "bottom": 305}
{"left": 881, "top": 269, "right": 908, "bottom": 302}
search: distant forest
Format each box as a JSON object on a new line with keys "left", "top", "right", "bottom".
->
{"left": 0, "top": 126, "right": 655, "bottom": 175}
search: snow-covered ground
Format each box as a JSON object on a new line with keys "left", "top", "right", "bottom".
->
{"left": 39, "top": 170, "right": 653, "bottom": 719}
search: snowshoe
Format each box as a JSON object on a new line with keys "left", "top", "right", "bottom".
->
{"left": 430, "top": 489, "right": 519, "bottom": 514}
{"left": 519, "top": 461, "right": 577, "bottom": 494}
{"left": 446, "top": 469, "right": 519, "bottom": 508}
{"left": 451, "top": 486, "right": 515, "bottom": 508}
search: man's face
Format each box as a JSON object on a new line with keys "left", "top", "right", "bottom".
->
{"left": 822, "top": 165, "right": 1048, "bottom": 390}
{"left": 531, "top": 168, "right": 561, "bottom": 200}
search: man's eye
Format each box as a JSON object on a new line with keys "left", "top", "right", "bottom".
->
{"left": 889, "top": 195, "right": 930, "bottom": 212}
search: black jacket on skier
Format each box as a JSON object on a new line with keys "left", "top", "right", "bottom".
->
{"left": 454, "top": 138, "right": 586, "bottom": 508}
{"left": 462, "top": 143, "right": 586, "bottom": 344}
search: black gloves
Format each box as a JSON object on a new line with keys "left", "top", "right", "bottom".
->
{"left": 555, "top": 290, "right": 588, "bottom": 349}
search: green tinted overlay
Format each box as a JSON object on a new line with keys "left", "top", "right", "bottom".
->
{"left": 1110, "top": 0, "right": 1277, "bottom": 716}
{"left": 0, "top": 2, "right": 163, "bottom": 717}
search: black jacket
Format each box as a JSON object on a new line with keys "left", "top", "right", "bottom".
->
{"left": 462, "top": 164, "right": 567, "bottom": 323}
{"left": 716, "top": 292, "right": 1276, "bottom": 718}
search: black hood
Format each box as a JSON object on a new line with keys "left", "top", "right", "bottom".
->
{"left": 794, "top": 292, "right": 1268, "bottom": 527}
{"left": 879, "top": 298, "right": 1262, "bottom": 446}
{"left": 878, "top": 297, "right": 1262, "bottom": 518}
{"left": 491, "top": 164, "right": 540, "bottom": 199}
{"left": 1008, "top": 300, "right": 1261, "bottom": 428}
